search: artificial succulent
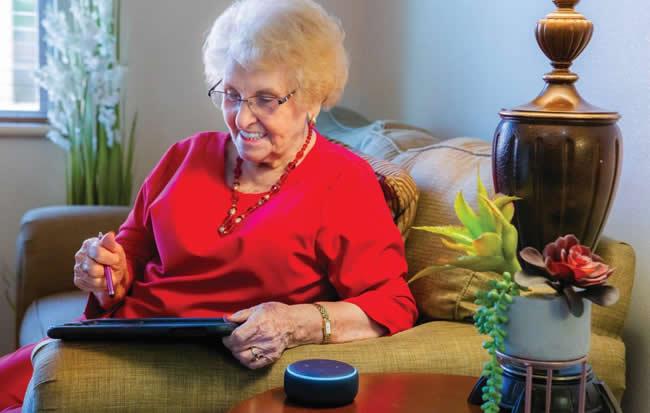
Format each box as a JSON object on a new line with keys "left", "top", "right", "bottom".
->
{"left": 516, "top": 234, "right": 619, "bottom": 317}
{"left": 410, "top": 172, "right": 521, "bottom": 281}
{"left": 410, "top": 173, "right": 520, "bottom": 413}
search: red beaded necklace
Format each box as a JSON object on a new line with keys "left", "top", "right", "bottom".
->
{"left": 218, "top": 125, "right": 314, "bottom": 236}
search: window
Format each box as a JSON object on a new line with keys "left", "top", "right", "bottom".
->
{"left": 0, "top": 0, "right": 47, "bottom": 122}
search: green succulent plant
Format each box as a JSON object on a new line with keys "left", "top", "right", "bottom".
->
{"left": 410, "top": 172, "right": 521, "bottom": 280}
{"left": 409, "top": 173, "right": 521, "bottom": 413}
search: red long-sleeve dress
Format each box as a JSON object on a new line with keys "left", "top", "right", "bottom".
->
{"left": 0, "top": 130, "right": 417, "bottom": 412}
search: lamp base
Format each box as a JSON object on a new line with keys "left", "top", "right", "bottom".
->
{"left": 467, "top": 363, "right": 621, "bottom": 413}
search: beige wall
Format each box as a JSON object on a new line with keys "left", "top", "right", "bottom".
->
{"left": 0, "top": 1, "right": 646, "bottom": 411}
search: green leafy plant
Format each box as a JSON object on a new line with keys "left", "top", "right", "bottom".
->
{"left": 473, "top": 272, "right": 520, "bottom": 412}
{"left": 35, "top": 0, "right": 136, "bottom": 205}
{"left": 409, "top": 173, "right": 521, "bottom": 413}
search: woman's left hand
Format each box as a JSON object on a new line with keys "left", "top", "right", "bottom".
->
{"left": 222, "top": 302, "right": 298, "bottom": 369}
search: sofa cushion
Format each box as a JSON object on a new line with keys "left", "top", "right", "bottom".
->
{"left": 19, "top": 290, "right": 86, "bottom": 346}
{"left": 25, "top": 321, "right": 625, "bottom": 412}
{"left": 317, "top": 109, "right": 441, "bottom": 161}
{"left": 391, "top": 138, "right": 493, "bottom": 319}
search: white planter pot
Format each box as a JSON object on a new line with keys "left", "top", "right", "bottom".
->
{"left": 503, "top": 295, "right": 591, "bottom": 361}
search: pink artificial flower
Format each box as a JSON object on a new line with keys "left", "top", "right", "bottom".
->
{"left": 537, "top": 234, "right": 613, "bottom": 287}
{"left": 517, "top": 234, "right": 619, "bottom": 312}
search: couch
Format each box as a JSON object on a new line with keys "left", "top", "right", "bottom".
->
{"left": 16, "top": 108, "right": 635, "bottom": 412}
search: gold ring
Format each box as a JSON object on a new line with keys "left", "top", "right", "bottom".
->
{"left": 250, "top": 347, "right": 262, "bottom": 361}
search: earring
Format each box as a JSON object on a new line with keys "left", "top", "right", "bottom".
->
{"left": 307, "top": 113, "right": 315, "bottom": 127}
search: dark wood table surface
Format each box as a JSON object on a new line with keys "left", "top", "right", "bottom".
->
{"left": 228, "top": 372, "right": 483, "bottom": 413}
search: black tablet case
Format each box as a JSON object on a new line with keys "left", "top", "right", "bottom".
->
{"left": 47, "top": 317, "right": 237, "bottom": 340}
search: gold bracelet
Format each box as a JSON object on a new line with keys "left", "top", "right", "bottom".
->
{"left": 312, "top": 303, "right": 331, "bottom": 344}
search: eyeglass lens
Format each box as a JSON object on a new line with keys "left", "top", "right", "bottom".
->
{"left": 210, "top": 92, "right": 280, "bottom": 116}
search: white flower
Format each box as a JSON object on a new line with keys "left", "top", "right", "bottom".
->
{"left": 35, "top": 0, "right": 126, "bottom": 151}
{"left": 99, "top": 106, "right": 117, "bottom": 146}
{"left": 95, "top": 0, "right": 113, "bottom": 26}
{"left": 46, "top": 129, "right": 71, "bottom": 151}
{"left": 47, "top": 102, "right": 69, "bottom": 134}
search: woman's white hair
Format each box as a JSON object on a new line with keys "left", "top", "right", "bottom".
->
{"left": 202, "top": 0, "right": 349, "bottom": 110}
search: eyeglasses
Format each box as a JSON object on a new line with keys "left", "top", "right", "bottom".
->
{"left": 208, "top": 80, "right": 297, "bottom": 117}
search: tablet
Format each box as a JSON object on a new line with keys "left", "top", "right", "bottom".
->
{"left": 47, "top": 317, "right": 238, "bottom": 340}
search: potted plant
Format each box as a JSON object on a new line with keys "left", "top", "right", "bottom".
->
{"left": 35, "top": 0, "right": 136, "bottom": 205}
{"left": 409, "top": 175, "right": 619, "bottom": 413}
{"left": 408, "top": 175, "right": 521, "bottom": 412}
{"left": 504, "top": 235, "right": 619, "bottom": 365}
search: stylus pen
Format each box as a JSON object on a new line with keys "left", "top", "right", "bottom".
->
{"left": 98, "top": 232, "right": 116, "bottom": 297}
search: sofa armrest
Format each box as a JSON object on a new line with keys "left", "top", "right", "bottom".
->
{"left": 591, "top": 236, "right": 635, "bottom": 338}
{"left": 15, "top": 205, "right": 130, "bottom": 346}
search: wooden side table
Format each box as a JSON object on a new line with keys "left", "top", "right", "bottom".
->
{"left": 228, "top": 373, "right": 482, "bottom": 413}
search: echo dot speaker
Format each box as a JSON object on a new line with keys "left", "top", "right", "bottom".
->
{"left": 284, "top": 359, "right": 359, "bottom": 406}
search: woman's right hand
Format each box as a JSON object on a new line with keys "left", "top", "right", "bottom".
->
{"left": 74, "top": 232, "right": 131, "bottom": 310}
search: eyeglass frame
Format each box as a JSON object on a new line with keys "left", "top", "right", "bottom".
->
{"left": 207, "top": 79, "right": 298, "bottom": 115}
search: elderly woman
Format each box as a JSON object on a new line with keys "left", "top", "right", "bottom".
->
{"left": 0, "top": 0, "right": 416, "bottom": 411}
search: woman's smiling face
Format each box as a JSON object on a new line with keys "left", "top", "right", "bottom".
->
{"left": 221, "top": 61, "right": 309, "bottom": 170}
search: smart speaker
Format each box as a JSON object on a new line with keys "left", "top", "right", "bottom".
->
{"left": 284, "top": 359, "right": 359, "bottom": 406}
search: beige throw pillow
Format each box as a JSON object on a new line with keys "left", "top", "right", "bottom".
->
{"left": 392, "top": 138, "right": 496, "bottom": 321}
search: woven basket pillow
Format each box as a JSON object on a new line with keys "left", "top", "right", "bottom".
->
{"left": 325, "top": 137, "right": 419, "bottom": 241}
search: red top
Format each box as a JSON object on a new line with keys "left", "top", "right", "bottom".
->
{"left": 85, "top": 130, "right": 417, "bottom": 334}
